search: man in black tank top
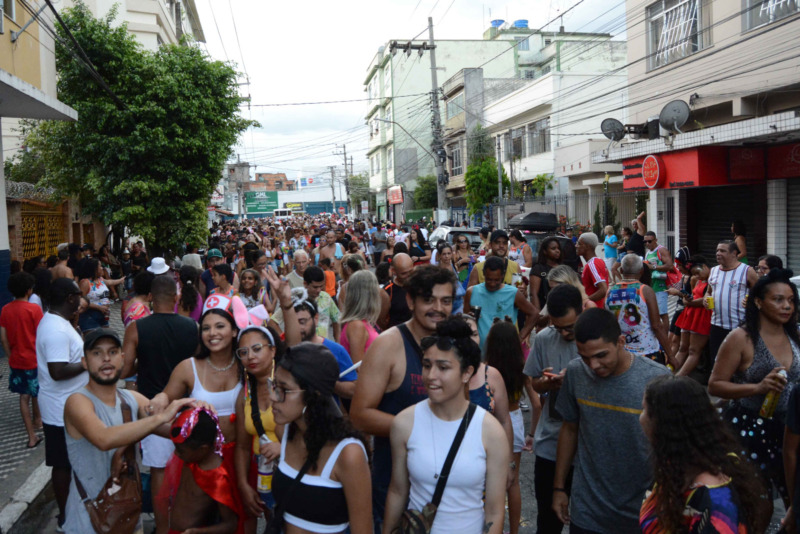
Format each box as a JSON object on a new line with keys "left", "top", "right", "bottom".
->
{"left": 121, "top": 275, "right": 198, "bottom": 534}
{"left": 626, "top": 212, "right": 647, "bottom": 257}
{"left": 378, "top": 253, "right": 414, "bottom": 330}
{"left": 351, "top": 265, "right": 458, "bottom": 532}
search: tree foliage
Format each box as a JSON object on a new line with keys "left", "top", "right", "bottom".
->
{"left": 466, "top": 124, "right": 494, "bottom": 165}
{"left": 413, "top": 175, "right": 438, "bottom": 209}
{"left": 346, "top": 172, "right": 370, "bottom": 211}
{"left": 464, "top": 158, "right": 510, "bottom": 216}
{"left": 26, "top": 2, "right": 254, "bottom": 253}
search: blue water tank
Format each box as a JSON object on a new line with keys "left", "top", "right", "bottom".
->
{"left": 490, "top": 19, "right": 505, "bottom": 28}
{"left": 513, "top": 19, "right": 529, "bottom": 28}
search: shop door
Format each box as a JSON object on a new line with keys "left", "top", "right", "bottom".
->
{"left": 787, "top": 181, "right": 800, "bottom": 272}
{"left": 21, "top": 205, "right": 67, "bottom": 259}
{"left": 686, "top": 184, "right": 766, "bottom": 265}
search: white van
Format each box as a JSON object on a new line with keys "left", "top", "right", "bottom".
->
{"left": 273, "top": 208, "right": 292, "bottom": 221}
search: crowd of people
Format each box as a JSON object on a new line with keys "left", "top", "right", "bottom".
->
{"left": 2, "top": 212, "right": 798, "bottom": 533}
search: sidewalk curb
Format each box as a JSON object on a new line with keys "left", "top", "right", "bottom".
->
{"left": 0, "top": 462, "right": 51, "bottom": 534}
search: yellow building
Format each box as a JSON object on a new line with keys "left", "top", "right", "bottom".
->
{"left": 1, "top": 0, "right": 77, "bottom": 303}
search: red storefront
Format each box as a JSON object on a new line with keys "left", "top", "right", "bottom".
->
{"left": 621, "top": 142, "right": 800, "bottom": 264}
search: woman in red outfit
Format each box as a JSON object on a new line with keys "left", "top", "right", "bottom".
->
{"left": 675, "top": 256, "right": 712, "bottom": 377}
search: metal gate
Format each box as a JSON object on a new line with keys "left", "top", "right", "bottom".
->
{"left": 20, "top": 204, "right": 66, "bottom": 259}
{"left": 788, "top": 181, "right": 800, "bottom": 272}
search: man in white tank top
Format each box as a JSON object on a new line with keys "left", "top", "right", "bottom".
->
{"left": 707, "top": 240, "right": 758, "bottom": 362}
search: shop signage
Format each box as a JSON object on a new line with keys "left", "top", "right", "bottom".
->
{"left": 387, "top": 185, "right": 404, "bottom": 205}
{"left": 642, "top": 155, "right": 663, "bottom": 189}
{"left": 767, "top": 143, "right": 800, "bottom": 180}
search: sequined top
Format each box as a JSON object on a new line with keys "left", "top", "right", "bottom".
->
{"left": 733, "top": 335, "right": 800, "bottom": 415}
{"left": 640, "top": 480, "right": 747, "bottom": 534}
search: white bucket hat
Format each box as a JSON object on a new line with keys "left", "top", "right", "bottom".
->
{"left": 147, "top": 257, "right": 170, "bottom": 275}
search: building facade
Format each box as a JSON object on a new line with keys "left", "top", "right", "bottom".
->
{"left": 593, "top": 0, "right": 800, "bottom": 265}
{"left": 363, "top": 36, "right": 517, "bottom": 221}
{"left": 442, "top": 23, "right": 628, "bottom": 224}
{"left": 254, "top": 172, "right": 295, "bottom": 191}
{"left": 1, "top": 0, "right": 77, "bottom": 304}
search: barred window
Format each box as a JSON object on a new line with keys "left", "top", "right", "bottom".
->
{"left": 527, "top": 118, "right": 551, "bottom": 155}
{"left": 647, "top": 0, "right": 711, "bottom": 69}
{"left": 744, "top": 0, "right": 799, "bottom": 30}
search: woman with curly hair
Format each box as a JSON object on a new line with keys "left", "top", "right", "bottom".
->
{"left": 709, "top": 268, "right": 800, "bottom": 505}
{"left": 639, "top": 375, "right": 771, "bottom": 533}
{"left": 270, "top": 342, "right": 372, "bottom": 533}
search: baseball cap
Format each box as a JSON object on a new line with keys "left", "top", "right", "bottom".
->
{"left": 207, "top": 248, "right": 223, "bottom": 259}
{"left": 490, "top": 230, "right": 509, "bottom": 242}
{"left": 84, "top": 328, "right": 122, "bottom": 352}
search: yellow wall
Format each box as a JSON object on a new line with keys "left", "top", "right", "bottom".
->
{"left": 0, "top": 0, "right": 42, "bottom": 89}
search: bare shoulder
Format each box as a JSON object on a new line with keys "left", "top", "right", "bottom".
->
{"left": 391, "top": 404, "right": 416, "bottom": 438}
{"left": 481, "top": 407, "right": 506, "bottom": 442}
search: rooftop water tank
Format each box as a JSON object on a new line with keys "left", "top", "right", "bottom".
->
{"left": 513, "top": 19, "right": 529, "bottom": 28}
{"left": 490, "top": 19, "right": 505, "bottom": 28}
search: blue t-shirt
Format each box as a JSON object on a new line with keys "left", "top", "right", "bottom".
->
{"left": 322, "top": 339, "right": 357, "bottom": 381}
{"left": 603, "top": 234, "right": 618, "bottom": 259}
{"left": 469, "top": 283, "right": 519, "bottom": 348}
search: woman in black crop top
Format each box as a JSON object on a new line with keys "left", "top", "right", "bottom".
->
{"left": 270, "top": 343, "right": 372, "bottom": 533}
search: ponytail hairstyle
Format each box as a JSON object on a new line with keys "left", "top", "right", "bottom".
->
{"left": 179, "top": 265, "right": 200, "bottom": 315}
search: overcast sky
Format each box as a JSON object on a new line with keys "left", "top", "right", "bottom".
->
{"left": 191, "top": 0, "right": 626, "bottom": 181}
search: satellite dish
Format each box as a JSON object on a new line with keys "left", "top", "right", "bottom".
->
{"left": 601, "top": 118, "right": 625, "bottom": 142}
{"left": 659, "top": 100, "right": 691, "bottom": 134}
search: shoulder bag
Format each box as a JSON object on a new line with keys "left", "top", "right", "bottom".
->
{"left": 73, "top": 392, "right": 142, "bottom": 534}
{"left": 394, "top": 402, "right": 478, "bottom": 534}
{"left": 263, "top": 457, "right": 312, "bottom": 534}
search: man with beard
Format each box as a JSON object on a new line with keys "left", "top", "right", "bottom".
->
{"left": 350, "top": 265, "right": 457, "bottom": 531}
{"left": 292, "top": 297, "right": 358, "bottom": 402}
{"left": 62, "top": 329, "right": 194, "bottom": 533}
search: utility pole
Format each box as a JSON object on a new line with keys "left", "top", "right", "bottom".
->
{"left": 507, "top": 128, "right": 514, "bottom": 198}
{"left": 496, "top": 137, "right": 505, "bottom": 229}
{"left": 335, "top": 144, "right": 351, "bottom": 213}
{"left": 427, "top": 17, "right": 447, "bottom": 220}
{"left": 388, "top": 18, "right": 448, "bottom": 224}
{"left": 329, "top": 166, "right": 336, "bottom": 214}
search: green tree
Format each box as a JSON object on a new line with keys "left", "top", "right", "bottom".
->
{"left": 464, "top": 157, "right": 510, "bottom": 216}
{"left": 466, "top": 124, "right": 494, "bottom": 165}
{"left": 413, "top": 175, "right": 438, "bottom": 209}
{"left": 26, "top": 2, "right": 254, "bottom": 254}
{"left": 347, "top": 172, "right": 370, "bottom": 212}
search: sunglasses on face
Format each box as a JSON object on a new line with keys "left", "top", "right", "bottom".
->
{"left": 644, "top": 239, "right": 654, "bottom": 243}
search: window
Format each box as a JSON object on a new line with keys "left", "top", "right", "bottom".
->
{"left": 446, "top": 93, "right": 465, "bottom": 120}
{"left": 387, "top": 148, "right": 393, "bottom": 171}
{"left": 376, "top": 153, "right": 381, "bottom": 174}
{"left": 512, "top": 128, "right": 526, "bottom": 159}
{"left": 383, "top": 66, "right": 391, "bottom": 97}
{"left": 450, "top": 142, "right": 463, "bottom": 176}
{"left": 504, "top": 133, "right": 512, "bottom": 161}
{"left": 3, "top": 0, "right": 15, "bottom": 22}
{"left": 385, "top": 106, "right": 392, "bottom": 124}
{"left": 514, "top": 36, "right": 530, "bottom": 51}
{"left": 370, "top": 157, "right": 374, "bottom": 176}
{"left": 744, "top": 0, "right": 799, "bottom": 30}
{"left": 523, "top": 70, "right": 536, "bottom": 79}
{"left": 527, "top": 118, "right": 551, "bottom": 155}
{"left": 647, "top": 0, "right": 711, "bottom": 69}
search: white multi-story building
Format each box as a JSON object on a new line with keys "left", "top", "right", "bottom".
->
{"left": 442, "top": 21, "right": 628, "bottom": 223}
{"left": 363, "top": 34, "right": 517, "bottom": 221}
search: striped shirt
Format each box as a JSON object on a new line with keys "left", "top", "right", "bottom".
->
{"left": 708, "top": 263, "right": 749, "bottom": 330}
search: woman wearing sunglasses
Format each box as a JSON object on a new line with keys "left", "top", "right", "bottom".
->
{"left": 384, "top": 317, "right": 508, "bottom": 534}
{"left": 270, "top": 342, "right": 373, "bottom": 534}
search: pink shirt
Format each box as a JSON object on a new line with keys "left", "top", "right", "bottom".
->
{"left": 341, "top": 320, "right": 379, "bottom": 355}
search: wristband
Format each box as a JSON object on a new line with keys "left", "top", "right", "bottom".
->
{"left": 553, "top": 488, "right": 567, "bottom": 493}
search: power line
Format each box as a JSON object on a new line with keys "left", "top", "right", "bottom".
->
{"left": 206, "top": 0, "right": 229, "bottom": 62}
{"left": 226, "top": 0, "right": 248, "bottom": 79}
{"left": 247, "top": 92, "right": 430, "bottom": 107}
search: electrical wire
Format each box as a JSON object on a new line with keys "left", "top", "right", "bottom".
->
{"left": 246, "top": 92, "right": 431, "bottom": 107}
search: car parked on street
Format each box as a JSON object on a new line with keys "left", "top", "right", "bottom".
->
{"left": 427, "top": 226, "right": 484, "bottom": 252}
{"left": 507, "top": 212, "right": 581, "bottom": 272}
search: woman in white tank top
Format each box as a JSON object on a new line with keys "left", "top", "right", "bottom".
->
{"left": 384, "top": 317, "right": 509, "bottom": 534}
{"left": 152, "top": 308, "right": 243, "bottom": 442}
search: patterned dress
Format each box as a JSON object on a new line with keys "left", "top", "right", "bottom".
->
{"left": 640, "top": 481, "right": 747, "bottom": 533}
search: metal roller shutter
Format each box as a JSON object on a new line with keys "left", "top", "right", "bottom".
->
{"left": 691, "top": 185, "right": 766, "bottom": 265}
{"left": 788, "top": 181, "right": 800, "bottom": 272}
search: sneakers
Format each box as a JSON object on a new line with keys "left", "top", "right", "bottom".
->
{"left": 55, "top": 517, "right": 66, "bottom": 532}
